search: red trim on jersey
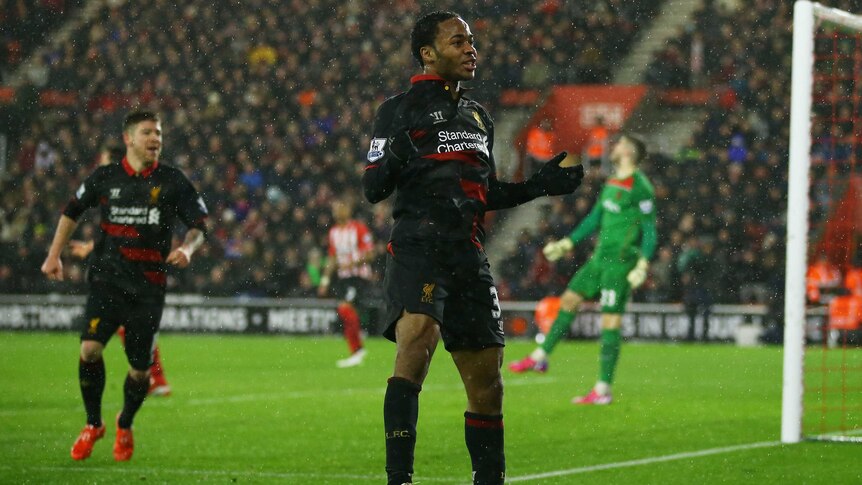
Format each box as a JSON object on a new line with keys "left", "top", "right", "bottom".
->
{"left": 119, "top": 247, "right": 163, "bottom": 262}
{"left": 365, "top": 164, "right": 380, "bottom": 170}
{"left": 424, "top": 151, "right": 483, "bottom": 167}
{"left": 121, "top": 157, "right": 159, "bottom": 178}
{"left": 410, "top": 129, "right": 427, "bottom": 139}
{"left": 143, "top": 271, "right": 167, "bottom": 285}
{"left": 460, "top": 179, "right": 487, "bottom": 204}
{"left": 469, "top": 215, "right": 484, "bottom": 249}
{"left": 410, "top": 74, "right": 446, "bottom": 84}
{"left": 101, "top": 222, "right": 141, "bottom": 238}
{"left": 608, "top": 176, "right": 634, "bottom": 191}
{"left": 387, "top": 242, "right": 394, "bottom": 256}
{"left": 465, "top": 417, "right": 503, "bottom": 429}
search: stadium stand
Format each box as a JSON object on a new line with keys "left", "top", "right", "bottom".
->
{"left": 497, "top": 0, "right": 800, "bottom": 305}
{"left": 0, "top": 0, "right": 662, "bottom": 297}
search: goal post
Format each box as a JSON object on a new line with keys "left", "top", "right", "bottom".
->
{"left": 783, "top": 0, "right": 862, "bottom": 444}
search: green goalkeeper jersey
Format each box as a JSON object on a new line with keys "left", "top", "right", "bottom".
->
{"left": 568, "top": 169, "right": 657, "bottom": 262}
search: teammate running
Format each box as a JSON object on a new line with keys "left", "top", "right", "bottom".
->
{"left": 509, "top": 134, "right": 657, "bottom": 406}
{"left": 41, "top": 110, "right": 208, "bottom": 461}
{"left": 318, "top": 199, "right": 374, "bottom": 368}
{"left": 364, "top": 11, "right": 584, "bottom": 485}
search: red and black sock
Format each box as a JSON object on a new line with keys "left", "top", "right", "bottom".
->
{"left": 384, "top": 377, "right": 421, "bottom": 485}
{"left": 79, "top": 358, "right": 105, "bottom": 427}
{"left": 464, "top": 412, "right": 505, "bottom": 485}
{"left": 337, "top": 303, "right": 363, "bottom": 354}
{"left": 150, "top": 346, "right": 165, "bottom": 380}
{"left": 117, "top": 373, "right": 149, "bottom": 429}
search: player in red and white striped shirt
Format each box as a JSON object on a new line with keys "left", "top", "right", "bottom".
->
{"left": 318, "top": 200, "right": 376, "bottom": 367}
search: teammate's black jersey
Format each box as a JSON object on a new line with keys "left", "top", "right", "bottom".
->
{"left": 63, "top": 158, "right": 208, "bottom": 296}
{"left": 363, "top": 74, "right": 537, "bottom": 245}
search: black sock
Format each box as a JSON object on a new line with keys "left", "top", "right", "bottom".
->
{"left": 464, "top": 412, "right": 505, "bottom": 485}
{"left": 117, "top": 374, "right": 149, "bottom": 429}
{"left": 79, "top": 358, "right": 106, "bottom": 427}
{"left": 384, "top": 377, "right": 421, "bottom": 485}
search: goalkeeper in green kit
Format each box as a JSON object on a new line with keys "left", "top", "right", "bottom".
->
{"left": 509, "top": 134, "right": 657, "bottom": 405}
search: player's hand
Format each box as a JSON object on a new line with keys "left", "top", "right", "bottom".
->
{"left": 41, "top": 255, "right": 64, "bottom": 281}
{"left": 166, "top": 247, "right": 191, "bottom": 268}
{"left": 528, "top": 152, "right": 584, "bottom": 197}
{"left": 69, "top": 240, "right": 94, "bottom": 260}
{"left": 627, "top": 257, "right": 649, "bottom": 289}
{"left": 543, "top": 238, "right": 574, "bottom": 262}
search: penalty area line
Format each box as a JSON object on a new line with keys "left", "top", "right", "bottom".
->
{"left": 506, "top": 441, "right": 782, "bottom": 482}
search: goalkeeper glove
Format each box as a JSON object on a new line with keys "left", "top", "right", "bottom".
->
{"left": 543, "top": 238, "right": 574, "bottom": 262}
{"left": 627, "top": 257, "right": 649, "bottom": 289}
{"left": 527, "top": 152, "right": 585, "bottom": 197}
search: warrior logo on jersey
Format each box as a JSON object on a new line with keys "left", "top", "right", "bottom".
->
{"left": 149, "top": 186, "right": 161, "bottom": 205}
{"left": 367, "top": 138, "right": 387, "bottom": 162}
{"left": 421, "top": 283, "right": 435, "bottom": 303}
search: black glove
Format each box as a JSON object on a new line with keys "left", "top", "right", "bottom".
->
{"left": 387, "top": 130, "right": 418, "bottom": 164}
{"left": 527, "top": 151, "right": 584, "bottom": 197}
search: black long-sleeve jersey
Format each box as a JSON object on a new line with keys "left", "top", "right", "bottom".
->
{"left": 63, "top": 158, "right": 208, "bottom": 296}
{"left": 363, "top": 74, "right": 539, "bottom": 245}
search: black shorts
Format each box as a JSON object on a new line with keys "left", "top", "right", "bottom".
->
{"left": 80, "top": 281, "right": 165, "bottom": 370}
{"left": 382, "top": 239, "right": 505, "bottom": 352}
{"left": 332, "top": 276, "right": 371, "bottom": 304}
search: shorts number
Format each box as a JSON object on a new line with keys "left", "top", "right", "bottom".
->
{"left": 489, "top": 286, "right": 502, "bottom": 319}
{"left": 600, "top": 289, "right": 617, "bottom": 308}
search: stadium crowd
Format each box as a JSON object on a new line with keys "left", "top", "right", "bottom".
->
{"left": 498, "top": 0, "right": 796, "bottom": 308}
{"left": 0, "top": 0, "right": 660, "bottom": 297}
{"left": 0, "top": 0, "right": 83, "bottom": 84}
{"left": 0, "top": 0, "right": 815, "bottom": 312}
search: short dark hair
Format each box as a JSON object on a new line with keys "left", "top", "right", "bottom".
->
{"left": 621, "top": 133, "right": 647, "bottom": 164}
{"left": 411, "top": 11, "right": 461, "bottom": 67}
{"left": 123, "top": 110, "right": 160, "bottom": 133}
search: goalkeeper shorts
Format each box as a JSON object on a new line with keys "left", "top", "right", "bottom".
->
{"left": 568, "top": 255, "right": 638, "bottom": 313}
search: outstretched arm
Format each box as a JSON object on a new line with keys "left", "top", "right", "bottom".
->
{"left": 486, "top": 152, "right": 584, "bottom": 211}
{"left": 568, "top": 202, "right": 602, "bottom": 244}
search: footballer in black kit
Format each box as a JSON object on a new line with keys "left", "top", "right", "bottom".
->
{"left": 363, "top": 11, "right": 584, "bottom": 485}
{"left": 42, "top": 111, "right": 207, "bottom": 462}
{"left": 65, "top": 142, "right": 207, "bottom": 363}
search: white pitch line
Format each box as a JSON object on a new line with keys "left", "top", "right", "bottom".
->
{"left": 506, "top": 441, "right": 782, "bottom": 482}
{"left": 0, "top": 376, "right": 558, "bottom": 416}
{"left": 3, "top": 440, "right": 788, "bottom": 484}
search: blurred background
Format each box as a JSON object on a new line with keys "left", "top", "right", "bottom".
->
{"left": 0, "top": 0, "right": 858, "bottom": 343}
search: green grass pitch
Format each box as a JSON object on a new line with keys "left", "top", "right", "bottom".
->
{"left": 0, "top": 331, "right": 860, "bottom": 484}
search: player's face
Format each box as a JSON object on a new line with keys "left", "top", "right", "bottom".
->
{"left": 98, "top": 150, "right": 112, "bottom": 166}
{"left": 332, "top": 202, "right": 351, "bottom": 223}
{"left": 126, "top": 120, "right": 162, "bottom": 165}
{"left": 609, "top": 137, "right": 629, "bottom": 166}
{"left": 428, "top": 18, "right": 477, "bottom": 82}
